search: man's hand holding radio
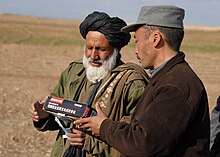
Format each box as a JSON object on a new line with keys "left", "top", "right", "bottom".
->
{"left": 66, "top": 129, "right": 86, "bottom": 148}
{"left": 74, "top": 103, "right": 107, "bottom": 136}
{"left": 29, "top": 96, "right": 49, "bottom": 122}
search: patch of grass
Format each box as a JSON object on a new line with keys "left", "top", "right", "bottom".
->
{"left": 181, "top": 30, "right": 220, "bottom": 53}
{"left": 181, "top": 45, "right": 220, "bottom": 53}
{"left": 0, "top": 15, "right": 82, "bottom": 46}
{"left": 128, "top": 30, "right": 220, "bottom": 53}
{"left": 20, "top": 37, "right": 83, "bottom": 46}
{"left": 0, "top": 36, "right": 84, "bottom": 46}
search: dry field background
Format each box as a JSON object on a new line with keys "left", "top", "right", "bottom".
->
{"left": 0, "top": 14, "right": 219, "bottom": 157}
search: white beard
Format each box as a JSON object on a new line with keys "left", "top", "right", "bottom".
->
{"left": 83, "top": 48, "right": 119, "bottom": 83}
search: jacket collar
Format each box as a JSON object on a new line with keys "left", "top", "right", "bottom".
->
{"left": 149, "top": 51, "right": 186, "bottom": 85}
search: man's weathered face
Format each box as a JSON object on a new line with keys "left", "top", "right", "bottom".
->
{"left": 83, "top": 31, "right": 118, "bottom": 83}
{"left": 134, "top": 27, "right": 155, "bottom": 70}
{"left": 85, "top": 31, "right": 114, "bottom": 67}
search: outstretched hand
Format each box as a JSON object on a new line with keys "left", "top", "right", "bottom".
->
{"left": 74, "top": 103, "right": 107, "bottom": 136}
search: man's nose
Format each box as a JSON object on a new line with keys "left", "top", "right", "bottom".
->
{"left": 91, "top": 49, "right": 99, "bottom": 60}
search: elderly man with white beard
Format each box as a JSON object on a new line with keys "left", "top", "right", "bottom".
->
{"left": 29, "top": 11, "right": 149, "bottom": 157}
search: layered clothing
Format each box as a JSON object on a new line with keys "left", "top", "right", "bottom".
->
{"left": 100, "top": 52, "right": 210, "bottom": 157}
{"left": 34, "top": 59, "right": 149, "bottom": 157}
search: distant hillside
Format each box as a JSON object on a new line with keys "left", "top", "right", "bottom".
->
{"left": 0, "top": 13, "right": 83, "bottom": 46}
{"left": 1, "top": 13, "right": 220, "bottom": 53}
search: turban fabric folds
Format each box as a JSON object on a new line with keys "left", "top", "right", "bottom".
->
{"left": 80, "top": 11, "right": 131, "bottom": 49}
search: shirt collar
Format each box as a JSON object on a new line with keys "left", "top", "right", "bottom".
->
{"left": 149, "top": 61, "right": 168, "bottom": 78}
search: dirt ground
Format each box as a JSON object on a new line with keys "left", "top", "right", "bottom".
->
{"left": 0, "top": 43, "right": 87, "bottom": 156}
{"left": 1, "top": 43, "right": 219, "bottom": 157}
{"left": 0, "top": 15, "right": 220, "bottom": 157}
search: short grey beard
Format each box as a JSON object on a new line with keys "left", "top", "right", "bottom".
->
{"left": 83, "top": 48, "right": 119, "bottom": 83}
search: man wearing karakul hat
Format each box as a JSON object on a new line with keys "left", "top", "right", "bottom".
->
{"left": 29, "top": 11, "right": 149, "bottom": 157}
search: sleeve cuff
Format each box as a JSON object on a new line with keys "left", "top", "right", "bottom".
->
{"left": 99, "top": 119, "right": 111, "bottom": 142}
{"left": 33, "top": 115, "right": 53, "bottom": 131}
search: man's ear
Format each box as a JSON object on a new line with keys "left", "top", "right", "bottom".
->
{"left": 152, "top": 31, "right": 164, "bottom": 48}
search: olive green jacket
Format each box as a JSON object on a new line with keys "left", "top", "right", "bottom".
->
{"left": 34, "top": 59, "right": 149, "bottom": 157}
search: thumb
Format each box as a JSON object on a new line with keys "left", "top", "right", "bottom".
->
{"left": 96, "top": 103, "right": 103, "bottom": 115}
{"left": 39, "top": 96, "right": 48, "bottom": 104}
{"left": 95, "top": 103, "right": 107, "bottom": 120}
{"left": 34, "top": 100, "right": 44, "bottom": 110}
